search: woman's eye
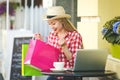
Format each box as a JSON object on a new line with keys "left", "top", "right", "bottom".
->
{"left": 48, "top": 22, "right": 52, "bottom": 25}
{"left": 48, "top": 21, "right": 56, "bottom": 25}
{"left": 50, "top": 22, "right": 55, "bottom": 25}
{"left": 52, "top": 23, "right": 55, "bottom": 25}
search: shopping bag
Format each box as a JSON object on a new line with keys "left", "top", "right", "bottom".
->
{"left": 22, "top": 44, "right": 42, "bottom": 76}
{"left": 24, "top": 39, "right": 61, "bottom": 71}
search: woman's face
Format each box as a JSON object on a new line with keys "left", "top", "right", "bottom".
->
{"left": 48, "top": 19, "right": 63, "bottom": 34}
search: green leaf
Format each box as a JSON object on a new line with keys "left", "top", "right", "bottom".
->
{"left": 102, "top": 16, "right": 120, "bottom": 44}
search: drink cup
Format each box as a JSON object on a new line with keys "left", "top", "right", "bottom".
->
{"left": 53, "top": 62, "right": 64, "bottom": 70}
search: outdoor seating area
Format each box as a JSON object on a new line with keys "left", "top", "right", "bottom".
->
{"left": 0, "top": 0, "right": 120, "bottom": 80}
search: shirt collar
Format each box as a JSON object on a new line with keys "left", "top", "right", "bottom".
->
{"left": 52, "top": 30, "right": 70, "bottom": 38}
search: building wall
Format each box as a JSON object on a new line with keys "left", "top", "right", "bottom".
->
{"left": 77, "top": 0, "right": 98, "bottom": 49}
{"left": 77, "top": 0, "right": 120, "bottom": 49}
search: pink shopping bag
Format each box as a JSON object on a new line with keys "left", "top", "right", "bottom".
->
{"left": 24, "top": 39, "right": 61, "bottom": 71}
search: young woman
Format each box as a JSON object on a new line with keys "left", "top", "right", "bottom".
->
{"left": 35, "top": 6, "right": 83, "bottom": 80}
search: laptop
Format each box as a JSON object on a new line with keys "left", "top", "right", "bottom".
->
{"left": 68, "top": 49, "right": 108, "bottom": 72}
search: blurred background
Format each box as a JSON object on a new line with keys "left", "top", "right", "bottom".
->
{"left": 0, "top": 0, "right": 120, "bottom": 80}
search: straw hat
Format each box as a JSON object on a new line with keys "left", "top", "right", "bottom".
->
{"left": 44, "top": 6, "right": 71, "bottom": 20}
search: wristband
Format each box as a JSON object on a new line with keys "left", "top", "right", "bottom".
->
{"left": 61, "top": 43, "right": 66, "bottom": 47}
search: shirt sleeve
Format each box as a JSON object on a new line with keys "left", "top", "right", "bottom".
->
{"left": 69, "top": 32, "right": 83, "bottom": 59}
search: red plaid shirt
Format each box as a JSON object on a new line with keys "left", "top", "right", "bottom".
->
{"left": 47, "top": 31, "right": 83, "bottom": 68}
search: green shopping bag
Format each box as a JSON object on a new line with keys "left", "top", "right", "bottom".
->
{"left": 22, "top": 44, "right": 42, "bottom": 76}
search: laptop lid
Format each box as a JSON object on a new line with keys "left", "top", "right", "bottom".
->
{"left": 72, "top": 49, "right": 108, "bottom": 72}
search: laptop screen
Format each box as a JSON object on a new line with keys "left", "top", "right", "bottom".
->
{"left": 73, "top": 49, "right": 108, "bottom": 72}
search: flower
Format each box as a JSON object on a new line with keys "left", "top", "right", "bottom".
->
{"left": 0, "top": 1, "right": 19, "bottom": 16}
{"left": 101, "top": 16, "right": 120, "bottom": 44}
{"left": 101, "top": 27, "right": 108, "bottom": 35}
{"left": 113, "top": 21, "right": 120, "bottom": 34}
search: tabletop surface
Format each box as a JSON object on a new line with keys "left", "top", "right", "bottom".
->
{"left": 42, "top": 70, "right": 116, "bottom": 77}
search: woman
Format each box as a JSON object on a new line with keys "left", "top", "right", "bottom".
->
{"left": 35, "top": 6, "right": 83, "bottom": 80}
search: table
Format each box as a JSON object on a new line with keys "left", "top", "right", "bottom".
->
{"left": 42, "top": 70, "right": 117, "bottom": 80}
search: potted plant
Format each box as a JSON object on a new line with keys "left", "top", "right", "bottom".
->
{"left": 0, "top": 1, "right": 19, "bottom": 16}
{"left": 101, "top": 16, "right": 120, "bottom": 59}
{"left": 0, "top": 1, "right": 19, "bottom": 29}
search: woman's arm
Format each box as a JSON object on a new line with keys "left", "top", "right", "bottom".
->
{"left": 61, "top": 44, "right": 72, "bottom": 60}
{"left": 58, "top": 32, "right": 83, "bottom": 60}
{"left": 58, "top": 38, "right": 72, "bottom": 60}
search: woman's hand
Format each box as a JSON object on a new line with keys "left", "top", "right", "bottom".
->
{"left": 58, "top": 38, "right": 72, "bottom": 60}
{"left": 34, "top": 33, "right": 43, "bottom": 40}
{"left": 58, "top": 38, "right": 66, "bottom": 47}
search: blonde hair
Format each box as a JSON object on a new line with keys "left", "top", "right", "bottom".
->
{"left": 59, "top": 18, "right": 84, "bottom": 48}
{"left": 57, "top": 18, "right": 77, "bottom": 31}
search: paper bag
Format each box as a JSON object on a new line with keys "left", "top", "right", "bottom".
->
{"left": 24, "top": 40, "right": 60, "bottom": 71}
{"left": 22, "top": 44, "right": 42, "bottom": 76}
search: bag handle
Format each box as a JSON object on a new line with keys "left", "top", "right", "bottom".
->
{"left": 32, "top": 33, "right": 39, "bottom": 40}
{"left": 33, "top": 33, "right": 43, "bottom": 40}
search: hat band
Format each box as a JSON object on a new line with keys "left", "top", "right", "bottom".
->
{"left": 47, "top": 15, "right": 56, "bottom": 19}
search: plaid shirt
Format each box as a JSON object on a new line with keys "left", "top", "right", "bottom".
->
{"left": 47, "top": 31, "right": 83, "bottom": 68}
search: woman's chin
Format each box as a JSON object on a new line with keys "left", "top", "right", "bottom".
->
{"left": 54, "top": 29, "right": 58, "bottom": 33}
{"left": 54, "top": 31, "right": 58, "bottom": 34}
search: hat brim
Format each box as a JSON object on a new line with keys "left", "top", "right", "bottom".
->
{"left": 43, "top": 14, "right": 71, "bottom": 20}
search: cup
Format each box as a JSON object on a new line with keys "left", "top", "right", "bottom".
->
{"left": 53, "top": 62, "right": 64, "bottom": 70}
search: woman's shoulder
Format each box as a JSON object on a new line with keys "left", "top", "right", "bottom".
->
{"left": 68, "top": 31, "right": 81, "bottom": 36}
